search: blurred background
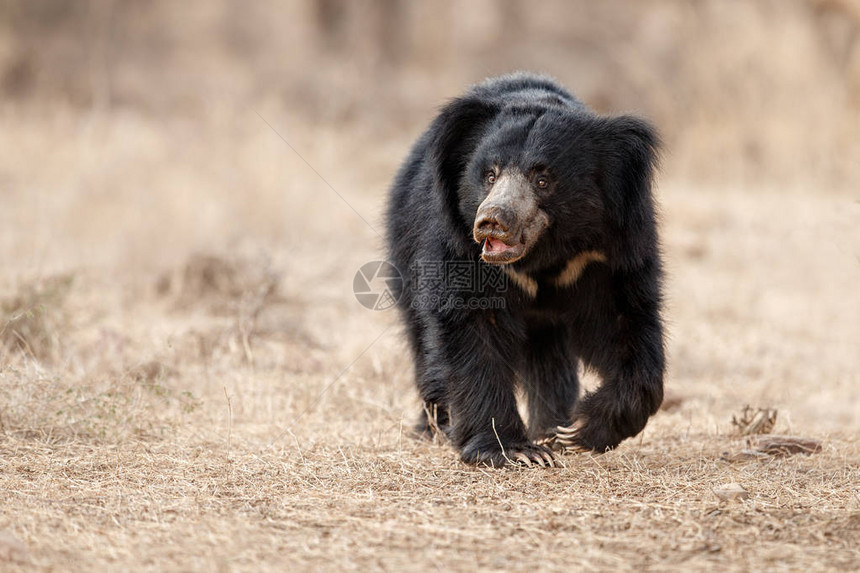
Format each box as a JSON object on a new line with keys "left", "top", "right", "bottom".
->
{"left": 5, "top": 1, "right": 860, "bottom": 174}
{"left": 3, "top": 0, "right": 860, "bottom": 267}
{"left": 1, "top": 1, "right": 858, "bottom": 438}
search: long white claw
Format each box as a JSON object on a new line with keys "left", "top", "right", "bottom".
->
{"left": 564, "top": 444, "right": 589, "bottom": 455}
{"left": 540, "top": 451, "right": 556, "bottom": 467}
{"left": 514, "top": 452, "right": 532, "bottom": 467}
{"left": 554, "top": 433, "right": 578, "bottom": 447}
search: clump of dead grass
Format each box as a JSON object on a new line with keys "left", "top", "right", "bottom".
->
{"left": 156, "top": 252, "right": 317, "bottom": 371}
{"left": 156, "top": 252, "right": 282, "bottom": 316}
{"left": 0, "top": 272, "right": 204, "bottom": 445}
{"left": 0, "top": 361, "right": 200, "bottom": 444}
{"left": 0, "top": 274, "right": 74, "bottom": 365}
{"left": 731, "top": 405, "right": 778, "bottom": 435}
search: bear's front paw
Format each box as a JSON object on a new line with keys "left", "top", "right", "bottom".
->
{"left": 549, "top": 420, "right": 595, "bottom": 453}
{"left": 556, "top": 389, "right": 652, "bottom": 453}
{"left": 536, "top": 428, "right": 585, "bottom": 453}
{"left": 460, "top": 435, "right": 556, "bottom": 468}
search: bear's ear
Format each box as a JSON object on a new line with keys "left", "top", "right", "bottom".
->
{"left": 597, "top": 115, "right": 661, "bottom": 271}
{"left": 430, "top": 96, "right": 499, "bottom": 194}
{"left": 428, "top": 97, "right": 499, "bottom": 241}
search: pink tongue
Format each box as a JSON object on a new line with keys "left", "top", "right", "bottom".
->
{"left": 485, "top": 238, "right": 512, "bottom": 253}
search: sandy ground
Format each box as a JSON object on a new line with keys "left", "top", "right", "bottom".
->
{"left": 1, "top": 105, "right": 859, "bottom": 571}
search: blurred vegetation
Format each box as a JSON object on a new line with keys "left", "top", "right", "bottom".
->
{"left": 1, "top": 0, "right": 859, "bottom": 185}
{"left": 0, "top": 274, "right": 74, "bottom": 364}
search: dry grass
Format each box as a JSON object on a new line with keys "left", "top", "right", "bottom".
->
{"left": 2, "top": 434, "right": 858, "bottom": 572}
{"left": 2, "top": 2, "right": 860, "bottom": 564}
{"left": 0, "top": 104, "right": 858, "bottom": 572}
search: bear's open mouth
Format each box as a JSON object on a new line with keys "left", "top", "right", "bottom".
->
{"left": 482, "top": 238, "right": 526, "bottom": 264}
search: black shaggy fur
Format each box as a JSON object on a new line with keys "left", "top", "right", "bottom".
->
{"left": 386, "top": 73, "right": 665, "bottom": 466}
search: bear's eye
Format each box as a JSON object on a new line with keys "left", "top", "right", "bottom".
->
{"left": 485, "top": 171, "right": 497, "bottom": 185}
{"left": 536, "top": 177, "right": 549, "bottom": 189}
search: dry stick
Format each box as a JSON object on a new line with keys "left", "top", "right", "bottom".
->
{"left": 339, "top": 447, "right": 352, "bottom": 475}
{"left": 240, "top": 327, "right": 254, "bottom": 368}
{"left": 11, "top": 330, "right": 36, "bottom": 362}
{"left": 491, "top": 417, "right": 516, "bottom": 467}
{"left": 286, "top": 428, "right": 305, "bottom": 464}
{"left": 422, "top": 402, "right": 442, "bottom": 443}
{"left": 238, "top": 273, "right": 276, "bottom": 369}
{"left": 223, "top": 387, "right": 233, "bottom": 452}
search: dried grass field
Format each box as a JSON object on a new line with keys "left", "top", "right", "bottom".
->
{"left": 3, "top": 3, "right": 860, "bottom": 569}
{"left": 0, "top": 99, "right": 858, "bottom": 572}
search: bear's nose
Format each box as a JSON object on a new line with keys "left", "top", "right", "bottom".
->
{"left": 474, "top": 205, "right": 514, "bottom": 236}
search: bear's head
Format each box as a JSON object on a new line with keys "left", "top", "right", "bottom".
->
{"left": 429, "top": 95, "right": 660, "bottom": 274}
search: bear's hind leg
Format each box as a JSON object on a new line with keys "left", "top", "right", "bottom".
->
{"left": 408, "top": 322, "right": 451, "bottom": 440}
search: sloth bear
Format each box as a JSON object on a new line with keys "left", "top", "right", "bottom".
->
{"left": 386, "top": 73, "right": 665, "bottom": 467}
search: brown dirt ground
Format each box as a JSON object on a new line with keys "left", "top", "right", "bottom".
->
{"left": 1, "top": 105, "right": 859, "bottom": 572}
